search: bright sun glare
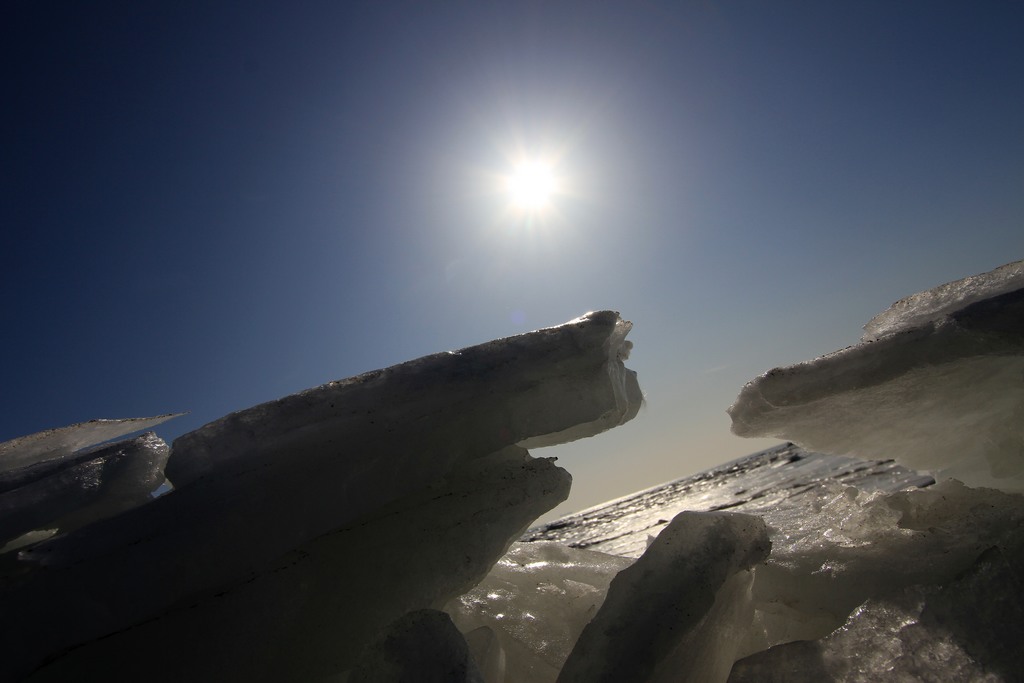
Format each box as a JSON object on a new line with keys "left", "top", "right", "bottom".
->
{"left": 505, "top": 161, "right": 558, "bottom": 210}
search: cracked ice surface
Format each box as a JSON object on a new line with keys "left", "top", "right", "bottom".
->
{"left": 730, "top": 543, "right": 1024, "bottom": 682}
{"left": 728, "top": 259, "right": 1024, "bottom": 491}
{"left": 517, "top": 446, "right": 1024, "bottom": 683}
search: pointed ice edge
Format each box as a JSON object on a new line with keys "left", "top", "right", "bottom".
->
{"left": 519, "top": 313, "right": 638, "bottom": 448}
{"left": 0, "top": 414, "right": 184, "bottom": 475}
{"left": 863, "top": 259, "right": 1024, "bottom": 341}
{"left": 166, "top": 310, "right": 641, "bottom": 487}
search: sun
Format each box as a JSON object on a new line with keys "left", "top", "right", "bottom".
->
{"left": 505, "top": 161, "right": 559, "bottom": 210}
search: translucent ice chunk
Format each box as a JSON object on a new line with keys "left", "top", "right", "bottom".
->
{"left": 557, "top": 511, "right": 771, "bottom": 683}
{"left": 445, "top": 542, "right": 632, "bottom": 683}
{"left": 729, "top": 562, "right": 1020, "bottom": 683}
{"left": 524, "top": 448, "right": 1024, "bottom": 680}
{"left": 748, "top": 479, "right": 1024, "bottom": 650}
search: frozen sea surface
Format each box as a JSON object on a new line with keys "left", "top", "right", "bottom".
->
{"left": 524, "top": 442, "right": 934, "bottom": 558}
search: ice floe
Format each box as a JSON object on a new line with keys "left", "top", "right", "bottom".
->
{"left": 2, "top": 258, "right": 1022, "bottom": 682}
{"left": 728, "top": 259, "right": 1024, "bottom": 491}
{"left": 0, "top": 311, "right": 640, "bottom": 681}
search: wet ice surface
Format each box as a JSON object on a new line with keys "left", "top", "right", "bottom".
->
{"left": 730, "top": 553, "right": 1023, "bottom": 683}
{"left": 524, "top": 443, "right": 933, "bottom": 558}
{"left": 513, "top": 443, "right": 1024, "bottom": 683}
{"left": 446, "top": 542, "right": 632, "bottom": 683}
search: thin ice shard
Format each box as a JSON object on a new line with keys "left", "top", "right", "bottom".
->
{"left": 0, "top": 414, "right": 182, "bottom": 474}
{"left": 0, "top": 432, "right": 169, "bottom": 548}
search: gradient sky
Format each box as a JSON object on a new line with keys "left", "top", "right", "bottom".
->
{"left": 4, "top": 2, "right": 1023, "bottom": 521}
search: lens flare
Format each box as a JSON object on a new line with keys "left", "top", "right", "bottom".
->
{"left": 505, "top": 161, "right": 558, "bottom": 210}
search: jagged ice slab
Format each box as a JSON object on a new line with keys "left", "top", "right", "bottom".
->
{"left": 728, "top": 259, "right": 1024, "bottom": 491}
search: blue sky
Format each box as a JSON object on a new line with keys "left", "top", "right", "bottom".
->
{"left": 4, "top": 2, "right": 1022, "bottom": 519}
